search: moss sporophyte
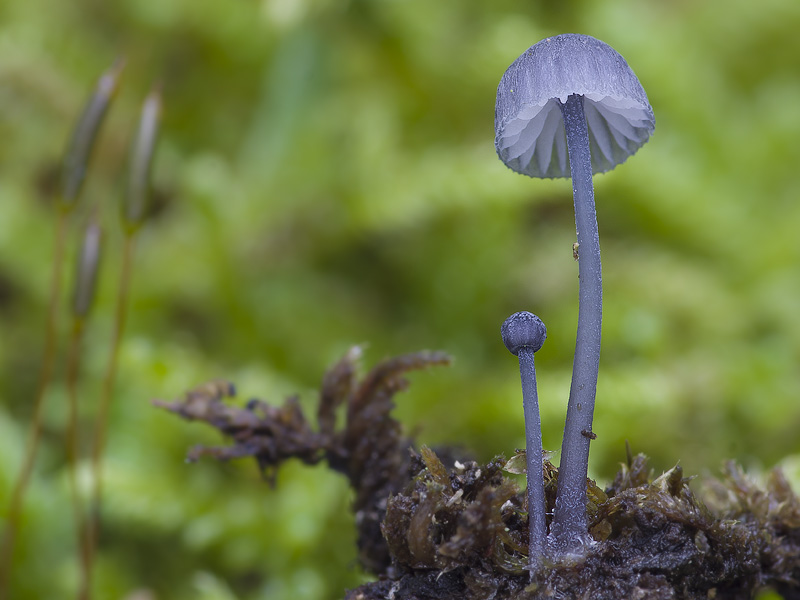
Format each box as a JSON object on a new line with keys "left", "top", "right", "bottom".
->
{"left": 0, "top": 61, "right": 124, "bottom": 599}
{"left": 1, "top": 64, "right": 165, "bottom": 600}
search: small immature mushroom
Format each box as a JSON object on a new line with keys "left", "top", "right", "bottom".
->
{"left": 501, "top": 311, "right": 547, "bottom": 567}
{"left": 494, "top": 34, "right": 654, "bottom": 555}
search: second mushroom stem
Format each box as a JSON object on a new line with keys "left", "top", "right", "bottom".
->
{"left": 517, "top": 345, "right": 547, "bottom": 562}
{"left": 551, "top": 93, "right": 602, "bottom": 554}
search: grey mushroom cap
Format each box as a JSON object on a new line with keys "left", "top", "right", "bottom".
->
{"left": 502, "top": 311, "right": 547, "bottom": 355}
{"left": 495, "top": 33, "right": 655, "bottom": 178}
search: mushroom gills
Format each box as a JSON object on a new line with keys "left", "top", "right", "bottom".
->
{"left": 497, "top": 96, "right": 652, "bottom": 178}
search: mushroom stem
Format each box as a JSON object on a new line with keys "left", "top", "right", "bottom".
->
{"left": 501, "top": 311, "right": 548, "bottom": 569}
{"left": 551, "top": 93, "right": 602, "bottom": 554}
{"left": 517, "top": 345, "right": 547, "bottom": 564}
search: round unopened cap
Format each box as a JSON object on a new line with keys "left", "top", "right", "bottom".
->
{"left": 501, "top": 311, "right": 547, "bottom": 355}
{"left": 495, "top": 34, "right": 655, "bottom": 179}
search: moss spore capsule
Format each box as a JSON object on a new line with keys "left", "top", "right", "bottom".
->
{"left": 60, "top": 59, "right": 125, "bottom": 210}
{"left": 72, "top": 217, "right": 103, "bottom": 319}
{"left": 123, "top": 86, "right": 162, "bottom": 232}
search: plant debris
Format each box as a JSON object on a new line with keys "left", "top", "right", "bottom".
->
{"left": 156, "top": 349, "right": 800, "bottom": 599}
{"left": 154, "top": 347, "right": 451, "bottom": 573}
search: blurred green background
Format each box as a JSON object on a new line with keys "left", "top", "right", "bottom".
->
{"left": 2, "top": 0, "right": 800, "bottom": 598}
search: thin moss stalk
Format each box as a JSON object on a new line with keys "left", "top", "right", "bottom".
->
{"left": 0, "top": 63, "right": 122, "bottom": 598}
{"left": 66, "top": 215, "right": 103, "bottom": 600}
{"left": 0, "top": 211, "right": 70, "bottom": 598}
{"left": 84, "top": 225, "right": 134, "bottom": 597}
{"left": 84, "top": 87, "right": 161, "bottom": 595}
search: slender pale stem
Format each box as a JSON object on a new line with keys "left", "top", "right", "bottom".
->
{"left": 83, "top": 232, "right": 136, "bottom": 598}
{"left": 518, "top": 347, "right": 547, "bottom": 566}
{"left": 551, "top": 94, "right": 601, "bottom": 554}
{"left": 0, "top": 209, "right": 70, "bottom": 599}
{"left": 65, "top": 316, "right": 92, "bottom": 600}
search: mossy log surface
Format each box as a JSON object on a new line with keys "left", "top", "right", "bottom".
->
{"left": 157, "top": 349, "right": 800, "bottom": 599}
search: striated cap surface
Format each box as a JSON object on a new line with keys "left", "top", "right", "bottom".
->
{"left": 495, "top": 34, "right": 654, "bottom": 178}
{"left": 501, "top": 311, "right": 547, "bottom": 355}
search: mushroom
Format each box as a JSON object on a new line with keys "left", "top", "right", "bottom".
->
{"left": 494, "top": 34, "right": 654, "bottom": 555}
{"left": 501, "top": 311, "right": 547, "bottom": 567}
